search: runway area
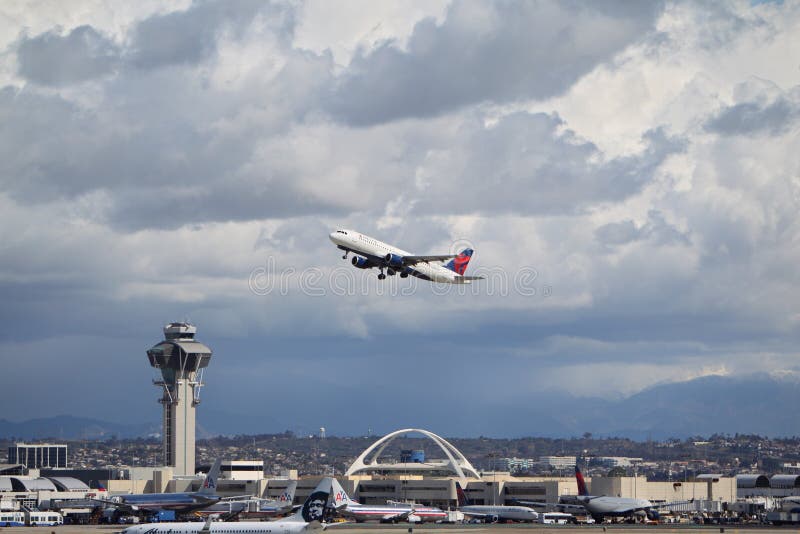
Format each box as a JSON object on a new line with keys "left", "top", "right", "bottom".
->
{"left": 0, "top": 525, "right": 794, "bottom": 534}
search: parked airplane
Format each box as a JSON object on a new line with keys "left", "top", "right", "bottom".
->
{"left": 456, "top": 482, "right": 539, "bottom": 523}
{"left": 520, "top": 466, "right": 690, "bottom": 522}
{"left": 196, "top": 480, "right": 298, "bottom": 519}
{"left": 96, "top": 459, "right": 222, "bottom": 515}
{"left": 329, "top": 229, "right": 483, "bottom": 283}
{"left": 329, "top": 478, "right": 447, "bottom": 523}
{"left": 779, "top": 496, "right": 800, "bottom": 513}
{"left": 120, "top": 477, "right": 334, "bottom": 534}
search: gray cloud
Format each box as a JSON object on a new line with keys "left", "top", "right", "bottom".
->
{"left": 410, "top": 116, "right": 684, "bottom": 216}
{"left": 127, "top": 0, "right": 273, "bottom": 70}
{"left": 595, "top": 211, "right": 690, "bottom": 249}
{"left": 325, "top": 0, "right": 664, "bottom": 125}
{"left": 16, "top": 25, "right": 120, "bottom": 86}
{"left": 705, "top": 96, "right": 800, "bottom": 136}
{"left": 14, "top": 1, "right": 292, "bottom": 86}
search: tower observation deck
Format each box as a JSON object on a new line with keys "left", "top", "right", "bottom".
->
{"left": 147, "top": 322, "right": 212, "bottom": 476}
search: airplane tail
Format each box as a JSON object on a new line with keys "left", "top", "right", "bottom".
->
{"left": 291, "top": 478, "right": 333, "bottom": 523}
{"left": 445, "top": 249, "right": 474, "bottom": 275}
{"left": 575, "top": 465, "right": 589, "bottom": 497}
{"left": 199, "top": 458, "right": 222, "bottom": 495}
{"left": 330, "top": 478, "right": 357, "bottom": 509}
{"left": 455, "top": 481, "right": 469, "bottom": 507}
{"left": 281, "top": 480, "right": 298, "bottom": 505}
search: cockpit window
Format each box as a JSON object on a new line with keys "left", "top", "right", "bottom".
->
{"left": 336, "top": 230, "right": 348, "bottom": 235}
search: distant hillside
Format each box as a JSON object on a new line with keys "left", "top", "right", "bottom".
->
{"left": 477, "top": 373, "right": 800, "bottom": 439}
{"left": 3, "top": 374, "right": 799, "bottom": 440}
{"left": 601, "top": 373, "right": 800, "bottom": 439}
{"left": 0, "top": 415, "right": 158, "bottom": 440}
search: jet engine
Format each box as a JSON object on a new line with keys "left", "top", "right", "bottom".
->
{"left": 351, "top": 256, "right": 370, "bottom": 269}
{"left": 384, "top": 253, "right": 404, "bottom": 267}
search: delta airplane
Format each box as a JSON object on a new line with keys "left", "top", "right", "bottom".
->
{"left": 329, "top": 229, "right": 483, "bottom": 283}
{"left": 120, "top": 478, "right": 334, "bottom": 534}
{"left": 455, "top": 482, "right": 539, "bottom": 523}
{"left": 520, "top": 466, "right": 690, "bottom": 522}
{"left": 97, "top": 459, "right": 222, "bottom": 515}
{"left": 330, "top": 479, "right": 447, "bottom": 523}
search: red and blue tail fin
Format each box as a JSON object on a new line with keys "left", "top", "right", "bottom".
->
{"left": 575, "top": 465, "right": 589, "bottom": 496}
{"left": 455, "top": 481, "right": 469, "bottom": 507}
{"left": 445, "top": 249, "right": 474, "bottom": 275}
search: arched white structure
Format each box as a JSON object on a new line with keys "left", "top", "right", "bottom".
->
{"left": 345, "top": 428, "right": 481, "bottom": 480}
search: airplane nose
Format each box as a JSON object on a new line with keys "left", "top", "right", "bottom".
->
{"left": 329, "top": 232, "right": 338, "bottom": 243}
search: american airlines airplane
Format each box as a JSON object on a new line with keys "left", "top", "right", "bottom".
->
{"left": 119, "top": 478, "right": 333, "bottom": 534}
{"left": 197, "top": 480, "right": 298, "bottom": 519}
{"left": 455, "top": 482, "right": 539, "bottom": 523}
{"left": 329, "top": 479, "right": 447, "bottom": 523}
{"left": 329, "top": 229, "right": 483, "bottom": 283}
{"left": 96, "top": 459, "right": 223, "bottom": 515}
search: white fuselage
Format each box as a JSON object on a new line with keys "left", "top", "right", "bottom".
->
{"left": 340, "top": 502, "right": 446, "bottom": 523}
{"left": 461, "top": 505, "right": 539, "bottom": 522}
{"left": 328, "top": 229, "right": 465, "bottom": 283}
{"left": 563, "top": 495, "right": 654, "bottom": 516}
{"left": 121, "top": 518, "right": 316, "bottom": 534}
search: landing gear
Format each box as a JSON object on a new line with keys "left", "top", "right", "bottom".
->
{"left": 342, "top": 250, "right": 348, "bottom": 260}
{"left": 400, "top": 272, "right": 408, "bottom": 278}
{"left": 387, "top": 268, "right": 396, "bottom": 276}
{"left": 378, "top": 273, "right": 386, "bottom": 280}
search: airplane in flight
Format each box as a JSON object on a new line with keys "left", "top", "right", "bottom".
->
{"left": 329, "top": 229, "right": 483, "bottom": 283}
{"left": 329, "top": 478, "right": 447, "bottom": 523}
{"left": 455, "top": 482, "right": 539, "bottom": 523}
{"left": 120, "top": 477, "right": 334, "bottom": 534}
{"left": 95, "top": 459, "right": 223, "bottom": 515}
{"left": 520, "top": 465, "right": 690, "bottom": 522}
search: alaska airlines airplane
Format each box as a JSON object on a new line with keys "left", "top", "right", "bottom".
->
{"left": 120, "top": 478, "right": 333, "bottom": 534}
{"left": 456, "top": 482, "right": 539, "bottom": 523}
{"left": 96, "top": 459, "right": 222, "bottom": 515}
{"left": 330, "top": 479, "right": 446, "bottom": 523}
{"left": 329, "top": 229, "right": 483, "bottom": 283}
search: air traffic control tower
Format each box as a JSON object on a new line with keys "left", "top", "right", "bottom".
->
{"left": 147, "top": 322, "right": 212, "bottom": 476}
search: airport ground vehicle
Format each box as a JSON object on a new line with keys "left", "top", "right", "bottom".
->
{"left": 26, "top": 510, "right": 64, "bottom": 526}
{"left": 767, "top": 511, "right": 800, "bottom": 525}
{"left": 539, "top": 512, "right": 573, "bottom": 524}
{"left": 0, "top": 511, "right": 25, "bottom": 526}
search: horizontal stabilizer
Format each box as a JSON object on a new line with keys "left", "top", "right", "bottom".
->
{"left": 452, "top": 275, "right": 484, "bottom": 284}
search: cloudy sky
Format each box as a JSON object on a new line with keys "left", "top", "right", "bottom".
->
{"left": 1, "top": 0, "right": 799, "bottom": 437}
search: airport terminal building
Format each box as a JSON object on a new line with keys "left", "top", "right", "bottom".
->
{"left": 1, "top": 428, "right": 744, "bottom": 523}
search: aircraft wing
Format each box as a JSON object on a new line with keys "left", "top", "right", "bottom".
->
{"left": 460, "top": 510, "right": 494, "bottom": 519}
{"left": 89, "top": 498, "right": 140, "bottom": 514}
{"left": 381, "top": 510, "right": 413, "bottom": 522}
{"left": 516, "top": 501, "right": 585, "bottom": 513}
{"left": 400, "top": 254, "right": 456, "bottom": 265}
